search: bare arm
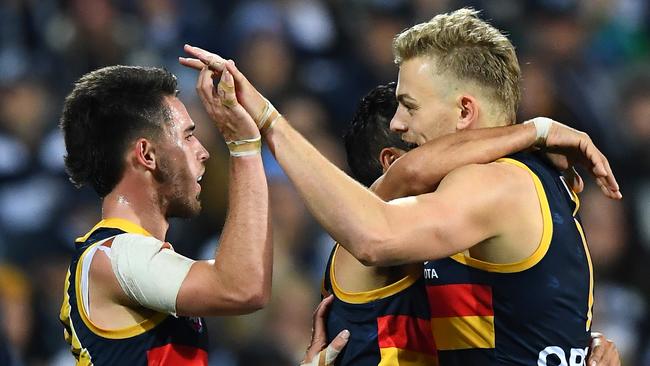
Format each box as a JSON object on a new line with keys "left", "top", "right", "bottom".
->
{"left": 373, "top": 124, "right": 537, "bottom": 200}
{"left": 179, "top": 45, "right": 620, "bottom": 267}
{"left": 175, "top": 67, "right": 272, "bottom": 316}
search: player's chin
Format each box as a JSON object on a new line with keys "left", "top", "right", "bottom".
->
{"left": 168, "top": 199, "right": 202, "bottom": 219}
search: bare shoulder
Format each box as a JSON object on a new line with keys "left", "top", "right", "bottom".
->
{"left": 434, "top": 162, "right": 539, "bottom": 226}
{"left": 437, "top": 162, "right": 530, "bottom": 196}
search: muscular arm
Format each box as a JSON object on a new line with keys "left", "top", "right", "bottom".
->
{"left": 373, "top": 124, "right": 537, "bottom": 200}
{"left": 180, "top": 45, "right": 620, "bottom": 267}
{"left": 264, "top": 117, "right": 511, "bottom": 266}
{"left": 176, "top": 154, "right": 271, "bottom": 316}
{"left": 175, "top": 67, "right": 272, "bottom": 316}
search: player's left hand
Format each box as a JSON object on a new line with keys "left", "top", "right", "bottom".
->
{"left": 194, "top": 62, "right": 259, "bottom": 142}
{"left": 301, "top": 295, "right": 350, "bottom": 366}
{"left": 587, "top": 332, "right": 620, "bottom": 366}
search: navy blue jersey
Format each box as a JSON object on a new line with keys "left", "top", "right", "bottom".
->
{"left": 323, "top": 245, "right": 438, "bottom": 365}
{"left": 60, "top": 218, "right": 209, "bottom": 366}
{"left": 424, "top": 152, "right": 593, "bottom": 365}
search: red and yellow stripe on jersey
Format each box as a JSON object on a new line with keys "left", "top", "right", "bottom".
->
{"left": 424, "top": 152, "right": 593, "bottom": 365}
{"left": 322, "top": 245, "right": 438, "bottom": 365}
{"left": 59, "top": 218, "right": 209, "bottom": 366}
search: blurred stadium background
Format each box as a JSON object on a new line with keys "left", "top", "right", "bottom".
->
{"left": 0, "top": 0, "right": 648, "bottom": 365}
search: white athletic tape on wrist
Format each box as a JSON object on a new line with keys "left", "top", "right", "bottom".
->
{"left": 526, "top": 117, "right": 553, "bottom": 147}
{"left": 226, "top": 136, "right": 262, "bottom": 157}
{"left": 108, "top": 233, "right": 195, "bottom": 315}
{"left": 300, "top": 344, "right": 341, "bottom": 366}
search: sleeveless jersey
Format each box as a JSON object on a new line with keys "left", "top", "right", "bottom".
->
{"left": 59, "top": 218, "right": 209, "bottom": 366}
{"left": 323, "top": 244, "right": 439, "bottom": 365}
{"left": 423, "top": 152, "right": 593, "bottom": 365}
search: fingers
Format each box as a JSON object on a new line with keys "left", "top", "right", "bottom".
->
{"left": 328, "top": 329, "right": 351, "bottom": 354}
{"left": 303, "top": 329, "right": 350, "bottom": 366}
{"left": 184, "top": 44, "right": 227, "bottom": 72}
{"left": 195, "top": 67, "right": 215, "bottom": 115}
{"left": 302, "top": 296, "right": 336, "bottom": 364}
{"left": 583, "top": 142, "right": 622, "bottom": 200}
{"left": 593, "top": 156, "right": 619, "bottom": 197}
{"left": 178, "top": 57, "right": 205, "bottom": 71}
{"left": 312, "top": 295, "right": 334, "bottom": 341}
{"left": 602, "top": 340, "right": 620, "bottom": 366}
{"left": 318, "top": 330, "right": 350, "bottom": 365}
{"left": 223, "top": 59, "right": 246, "bottom": 83}
{"left": 588, "top": 333, "right": 604, "bottom": 366}
{"left": 218, "top": 68, "right": 238, "bottom": 109}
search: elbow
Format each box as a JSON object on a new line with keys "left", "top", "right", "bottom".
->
{"left": 225, "top": 286, "right": 270, "bottom": 314}
{"left": 354, "top": 232, "right": 397, "bottom": 267}
{"left": 240, "top": 288, "right": 270, "bottom": 312}
{"left": 238, "top": 270, "right": 272, "bottom": 312}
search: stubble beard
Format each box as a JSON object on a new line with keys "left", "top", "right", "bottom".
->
{"left": 155, "top": 155, "right": 202, "bottom": 219}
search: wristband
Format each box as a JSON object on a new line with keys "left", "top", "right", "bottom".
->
{"left": 525, "top": 117, "right": 553, "bottom": 147}
{"left": 226, "top": 136, "right": 262, "bottom": 157}
{"left": 260, "top": 109, "right": 281, "bottom": 134}
{"left": 255, "top": 99, "right": 275, "bottom": 129}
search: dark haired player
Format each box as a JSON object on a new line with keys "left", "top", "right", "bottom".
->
{"left": 59, "top": 65, "right": 271, "bottom": 365}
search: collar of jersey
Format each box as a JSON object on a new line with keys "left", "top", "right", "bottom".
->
{"left": 75, "top": 217, "right": 153, "bottom": 243}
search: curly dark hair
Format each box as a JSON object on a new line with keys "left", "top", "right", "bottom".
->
{"left": 343, "top": 82, "right": 414, "bottom": 187}
{"left": 60, "top": 65, "right": 178, "bottom": 197}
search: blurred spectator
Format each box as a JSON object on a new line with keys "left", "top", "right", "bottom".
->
{"left": 0, "top": 263, "right": 32, "bottom": 365}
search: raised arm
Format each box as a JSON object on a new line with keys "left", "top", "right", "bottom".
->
{"left": 179, "top": 45, "right": 620, "bottom": 267}
{"left": 175, "top": 67, "right": 272, "bottom": 316}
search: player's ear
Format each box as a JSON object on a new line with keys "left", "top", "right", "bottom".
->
{"left": 379, "top": 147, "right": 405, "bottom": 172}
{"left": 456, "top": 94, "right": 478, "bottom": 131}
{"left": 133, "top": 138, "right": 157, "bottom": 171}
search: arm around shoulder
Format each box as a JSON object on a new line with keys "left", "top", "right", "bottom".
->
{"left": 359, "top": 163, "right": 519, "bottom": 266}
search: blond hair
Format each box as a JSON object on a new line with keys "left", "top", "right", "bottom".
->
{"left": 393, "top": 8, "right": 521, "bottom": 122}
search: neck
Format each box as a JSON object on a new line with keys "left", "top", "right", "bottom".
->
{"left": 102, "top": 178, "right": 169, "bottom": 241}
{"left": 475, "top": 108, "right": 510, "bottom": 129}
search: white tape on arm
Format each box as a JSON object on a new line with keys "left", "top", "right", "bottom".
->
{"left": 108, "top": 233, "right": 195, "bottom": 315}
{"left": 525, "top": 117, "right": 553, "bottom": 147}
{"left": 301, "top": 344, "right": 342, "bottom": 366}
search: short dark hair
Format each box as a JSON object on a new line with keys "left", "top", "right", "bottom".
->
{"left": 343, "top": 82, "right": 414, "bottom": 186}
{"left": 60, "top": 65, "right": 178, "bottom": 197}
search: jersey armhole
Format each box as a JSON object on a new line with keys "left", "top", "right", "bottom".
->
{"left": 450, "top": 158, "right": 554, "bottom": 273}
{"left": 329, "top": 244, "right": 421, "bottom": 304}
{"left": 74, "top": 235, "right": 167, "bottom": 339}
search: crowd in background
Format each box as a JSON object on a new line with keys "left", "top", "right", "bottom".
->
{"left": 0, "top": 0, "right": 648, "bottom": 365}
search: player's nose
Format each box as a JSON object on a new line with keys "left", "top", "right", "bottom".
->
{"left": 390, "top": 113, "right": 407, "bottom": 133}
{"left": 197, "top": 141, "right": 210, "bottom": 162}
